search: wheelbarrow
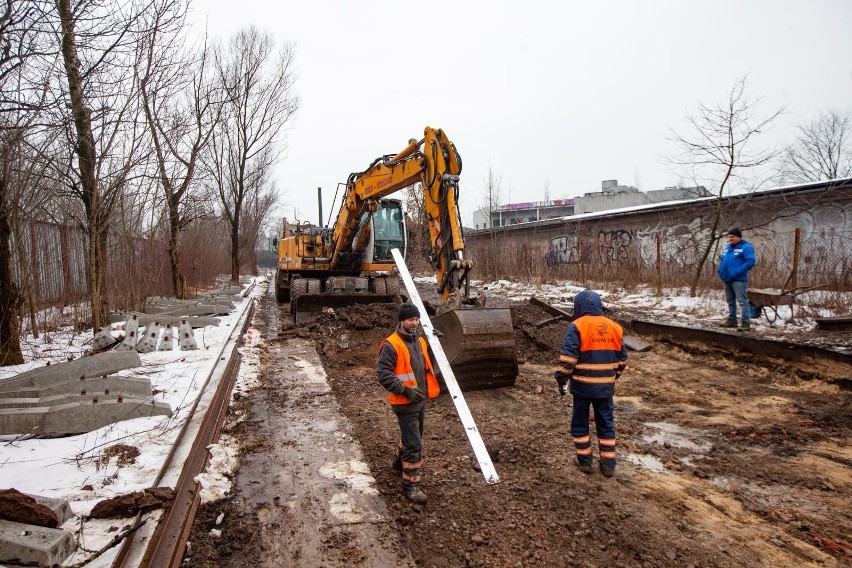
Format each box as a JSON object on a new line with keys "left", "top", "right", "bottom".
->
{"left": 746, "top": 285, "right": 827, "bottom": 323}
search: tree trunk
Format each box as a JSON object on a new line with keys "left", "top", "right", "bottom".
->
{"left": 167, "top": 198, "right": 185, "bottom": 299}
{"left": 57, "top": 0, "right": 109, "bottom": 330}
{"left": 0, "top": 160, "right": 23, "bottom": 366}
{"left": 249, "top": 249, "right": 258, "bottom": 276}
{"left": 230, "top": 223, "right": 240, "bottom": 284}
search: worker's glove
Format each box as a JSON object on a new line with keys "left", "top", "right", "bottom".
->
{"left": 402, "top": 386, "right": 425, "bottom": 404}
{"left": 557, "top": 382, "right": 568, "bottom": 396}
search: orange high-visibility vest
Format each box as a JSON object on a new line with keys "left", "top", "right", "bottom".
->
{"left": 382, "top": 333, "right": 439, "bottom": 405}
{"left": 571, "top": 315, "right": 624, "bottom": 384}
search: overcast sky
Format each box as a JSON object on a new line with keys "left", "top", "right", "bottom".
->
{"left": 189, "top": 1, "right": 852, "bottom": 226}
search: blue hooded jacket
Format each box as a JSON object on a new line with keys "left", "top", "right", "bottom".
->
{"left": 717, "top": 239, "right": 756, "bottom": 283}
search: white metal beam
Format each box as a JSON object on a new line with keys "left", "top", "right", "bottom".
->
{"left": 390, "top": 248, "right": 500, "bottom": 484}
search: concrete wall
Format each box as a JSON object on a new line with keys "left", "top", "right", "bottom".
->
{"left": 465, "top": 179, "right": 852, "bottom": 289}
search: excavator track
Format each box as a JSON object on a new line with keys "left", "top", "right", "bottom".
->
{"left": 290, "top": 276, "right": 398, "bottom": 320}
{"left": 433, "top": 307, "right": 518, "bottom": 390}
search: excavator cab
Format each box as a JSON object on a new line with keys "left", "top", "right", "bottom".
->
{"left": 371, "top": 200, "right": 406, "bottom": 262}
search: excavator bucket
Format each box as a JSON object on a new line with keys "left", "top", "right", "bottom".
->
{"left": 432, "top": 308, "right": 518, "bottom": 391}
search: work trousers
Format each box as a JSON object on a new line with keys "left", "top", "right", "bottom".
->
{"left": 394, "top": 406, "right": 425, "bottom": 487}
{"left": 724, "top": 280, "right": 750, "bottom": 323}
{"left": 571, "top": 395, "right": 616, "bottom": 469}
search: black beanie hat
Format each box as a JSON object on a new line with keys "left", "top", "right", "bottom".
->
{"left": 728, "top": 227, "right": 742, "bottom": 238}
{"left": 398, "top": 302, "right": 420, "bottom": 321}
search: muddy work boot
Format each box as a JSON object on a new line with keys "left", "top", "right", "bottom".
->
{"left": 737, "top": 320, "right": 751, "bottom": 332}
{"left": 599, "top": 463, "right": 615, "bottom": 478}
{"left": 576, "top": 459, "right": 592, "bottom": 474}
{"left": 404, "top": 484, "right": 427, "bottom": 505}
{"left": 720, "top": 318, "right": 737, "bottom": 328}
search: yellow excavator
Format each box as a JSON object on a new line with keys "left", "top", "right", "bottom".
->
{"left": 274, "top": 126, "right": 517, "bottom": 390}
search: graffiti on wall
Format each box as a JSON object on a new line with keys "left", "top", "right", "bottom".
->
{"left": 767, "top": 204, "right": 852, "bottom": 275}
{"left": 597, "top": 230, "right": 631, "bottom": 265}
{"left": 548, "top": 217, "right": 715, "bottom": 269}
{"left": 635, "top": 217, "right": 714, "bottom": 269}
{"left": 549, "top": 230, "right": 592, "bottom": 265}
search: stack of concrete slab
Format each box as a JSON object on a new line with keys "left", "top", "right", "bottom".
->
{"left": 0, "top": 351, "right": 171, "bottom": 436}
{"left": 106, "top": 287, "right": 243, "bottom": 353}
{"left": 0, "top": 494, "right": 76, "bottom": 566}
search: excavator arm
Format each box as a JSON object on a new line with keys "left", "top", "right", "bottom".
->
{"left": 330, "top": 127, "right": 473, "bottom": 309}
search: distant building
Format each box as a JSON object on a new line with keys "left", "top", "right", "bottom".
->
{"left": 472, "top": 198, "right": 574, "bottom": 229}
{"left": 472, "top": 180, "right": 710, "bottom": 228}
{"left": 573, "top": 180, "right": 710, "bottom": 215}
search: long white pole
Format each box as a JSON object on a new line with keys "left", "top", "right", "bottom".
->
{"left": 390, "top": 248, "right": 500, "bottom": 484}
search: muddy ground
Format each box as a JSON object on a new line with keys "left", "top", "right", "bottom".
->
{"left": 186, "top": 284, "right": 851, "bottom": 567}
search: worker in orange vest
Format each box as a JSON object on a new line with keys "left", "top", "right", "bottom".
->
{"left": 555, "top": 290, "right": 628, "bottom": 477}
{"left": 377, "top": 302, "right": 440, "bottom": 504}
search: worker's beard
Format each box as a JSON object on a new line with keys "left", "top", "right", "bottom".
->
{"left": 399, "top": 321, "right": 419, "bottom": 336}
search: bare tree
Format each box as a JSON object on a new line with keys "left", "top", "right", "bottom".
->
{"left": 239, "top": 182, "right": 278, "bottom": 275}
{"left": 778, "top": 108, "right": 852, "bottom": 184}
{"left": 53, "top": 0, "right": 154, "bottom": 329}
{"left": 138, "top": 2, "right": 220, "bottom": 298}
{"left": 666, "top": 76, "right": 783, "bottom": 296}
{"left": 206, "top": 27, "right": 298, "bottom": 283}
{"left": 0, "top": 0, "right": 54, "bottom": 364}
{"left": 481, "top": 162, "right": 504, "bottom": 279}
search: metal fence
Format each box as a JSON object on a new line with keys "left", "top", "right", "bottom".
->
{"left": 10, "top": 217, "right": 234, "bottom": 319}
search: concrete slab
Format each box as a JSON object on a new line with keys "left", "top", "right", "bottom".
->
{"left": 1, "top": 392, "right": 156, "bottom": 409}
{"left": 0, "top": 397, "right": 171, "bottom": 435}
{"left": 0, "top": 519, "right": 75, "bottom": 566}
{"left": 110, "top": 315, "right": 220, "bottom": 328}
{"left": 149, "top": 298, "right": 235, "bottom": 310}
{"left": 159, "top": 324, "right": 175, "bottom": 351}
{"left": 136, "top": 322, "right": 162, "bottom": 353}
{"left": 0, "top": 375, "right": 153, "bottom": 400}
{"left": 108, "top": 311, "right": 145, "bottom": 324}
{"left": 147, "top": 305, "right": 231, "bottom": 316}
{"left": 0, "top": 351, "right": 140, "bottom": 391}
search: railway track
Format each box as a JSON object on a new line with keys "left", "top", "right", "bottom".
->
{"left": 108, "top": 291, "right": 256, "bottom": 568}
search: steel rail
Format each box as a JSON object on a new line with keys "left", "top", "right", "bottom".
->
{"left": 110, "top": 296, "right": 256, "bottom": 568}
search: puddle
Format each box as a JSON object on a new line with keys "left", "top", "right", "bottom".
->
{"left": 642, "top": 422, "right": 712, "bottom": 452}
{"left": 625, "top": 453, "right": 666, "bottom": 472}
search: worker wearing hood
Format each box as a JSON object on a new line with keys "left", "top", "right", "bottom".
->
{"left": 554, "top": 290, "right": 628, "bottom": 477}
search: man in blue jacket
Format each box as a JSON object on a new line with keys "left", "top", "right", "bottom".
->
{"left": 717, "top": 228, "right": 757, "bottom": 331}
